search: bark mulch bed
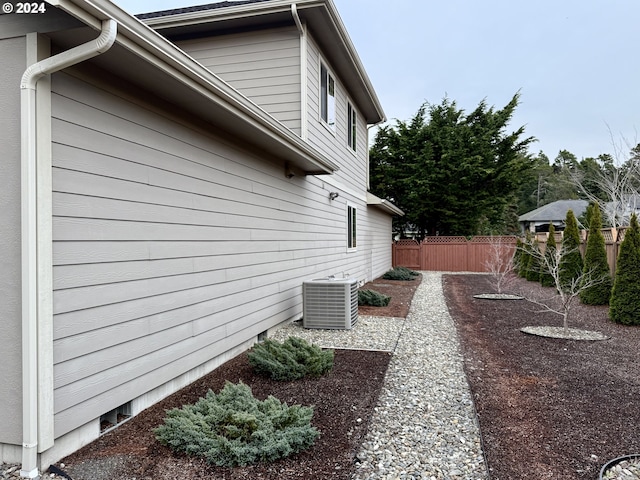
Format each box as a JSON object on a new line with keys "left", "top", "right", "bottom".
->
{"left": 52, "top": 277, "right": 420, "bottom": 480}
{"left": 358, "top": 273, "right": 421, "bottom": 318}
{"left": 444, "top": 273, "right": 640, "bottom": 480}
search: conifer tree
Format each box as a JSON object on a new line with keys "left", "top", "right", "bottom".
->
{"left": 517, "top": 233, "right": 532, "bottom": 278}
{"left": 559, "top": 209, "right": 584, "bottom": 291}
{"left": 525, "top": 239, "right": 541, "bottom": 282}
{"left": 610, "top": 214, "right": 640, "bottom": 325}
{"left": 540, "top": 224, "right": 556, "bottom": 287}
{"left": 579, "top": 205, "right": 612, "bottom": 305}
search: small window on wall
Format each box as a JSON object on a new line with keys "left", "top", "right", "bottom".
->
{"left": 320, "top": 63, "right": 336, "bottom": 130}
{"left": 347, "top": 103, "right": 357, "bottom": 152}
{"left": 347, "top": 205, "right": 357, "bottom": 249}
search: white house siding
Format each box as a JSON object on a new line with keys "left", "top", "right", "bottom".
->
{"left": 0, "top": 35, "right": 26, "bottom": 447}
{"left": 176, "top": 27, "right": 301, "bottom": 135}
{"left": 49, "top": 69, "right": 381, "bottom": 437}
{"left": 305, "top": 35, "right": 369, "bottom": 195}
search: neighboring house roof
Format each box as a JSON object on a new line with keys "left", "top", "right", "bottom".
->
{"left": 46, "top": 0, "right": 339, "bottom": 175}
{"left": 518, "top": 199, "right": 588, "bottom": 223}
{"left": 137, "top": 0, "right": 386, "bottom": 125}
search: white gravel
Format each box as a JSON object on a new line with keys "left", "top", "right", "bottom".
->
{"left": 272, "top": 272, "right": 489, "bottom": 480}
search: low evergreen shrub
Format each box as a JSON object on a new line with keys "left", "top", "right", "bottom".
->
{"left": 358, "top": 289, "right": 391, "bottom": 307}
{"left": 154, "top": 381, "right": 319, "bottom": 467}
{"left": 247, "top": 337, "right": 334, "bottom": 381}
{"left": 382, "top": 266, "right": 419, "bottom": 281}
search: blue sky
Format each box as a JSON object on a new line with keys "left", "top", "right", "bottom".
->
{"left": 116, "top": 0, "right": 639, "bottom": 163}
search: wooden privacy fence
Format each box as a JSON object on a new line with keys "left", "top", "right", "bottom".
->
{"left": 392, "top": 229, "right": 627, "bottom": 275}
{"left": 392, "top": 236, "right": 518, "bottom": 272}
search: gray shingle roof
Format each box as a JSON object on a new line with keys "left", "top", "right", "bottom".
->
{"left": 518, "top": 199, "right": 588, "bottom": 222}
{"left": 136, "top": 0, "right": 273, "bottom": 20}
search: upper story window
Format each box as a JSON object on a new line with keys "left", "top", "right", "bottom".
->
{"left": 320, "top": 63, "right": 336, "bottom": 130}
{"left": 347, "top": 102, "right": 357, "bottom": 152}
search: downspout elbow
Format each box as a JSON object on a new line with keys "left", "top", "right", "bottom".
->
{"left": 21, "top": 18, "right": 117, "bottom": 91}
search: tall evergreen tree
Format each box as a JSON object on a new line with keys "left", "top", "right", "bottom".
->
{"left": 559, "top": 209, "right": 584, "bottom": 291}
{"left": 610, "top": 214, "right": 640, "bottom": 325}
{"left": 369, "top": 93, "right": 535, "bottom": 237}
{"left": 540, "top": 224, "right": 557, "bottom": 287}
{"left": 579, "top": 205, "right": 612, "bottom": 305}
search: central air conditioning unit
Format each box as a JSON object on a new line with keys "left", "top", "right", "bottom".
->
{"left": 303, "top": 277, "right": 358, "bottom": 330}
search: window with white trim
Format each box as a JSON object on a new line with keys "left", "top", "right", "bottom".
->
{"left": 347, "top": 102, "right": 357, "bottom": 152}
{"left": 320, "top": 63, "right": 336, "bottom": 130}
{"left": 347, "top": 205, "right": 357, "bottom": 249}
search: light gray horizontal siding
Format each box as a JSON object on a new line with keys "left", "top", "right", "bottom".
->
{"left": 50, "top": 70, "right": 388, "bottom": 437}
{"left": 305, "top": 34, "right": 369, "bottom": 194}
{"left": 0, "top": 35, "right": 25, "bottom": 445}
{"left": 178, "top": 27, "right": 301, "bottom": 134}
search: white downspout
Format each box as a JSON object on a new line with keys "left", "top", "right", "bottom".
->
{"left": 19, "top": 19, "right": 117, "bottom": 479}
{"left": 291, "top": 4, "right": 308, "bottom": 140}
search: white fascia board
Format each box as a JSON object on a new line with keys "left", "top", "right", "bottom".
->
{"left": 366, "top": 192, "right": 404, "bottom": 216}
{"left": 49, "top": 0, "right": 339, "bottom": 175}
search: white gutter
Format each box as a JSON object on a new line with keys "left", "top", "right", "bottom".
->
{"left": 19, "top": 18, "right": 117, "bottom": 479}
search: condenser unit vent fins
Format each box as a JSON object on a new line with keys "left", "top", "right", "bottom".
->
{"left": 302, "top": 277, "right": 358, "bottom": 330}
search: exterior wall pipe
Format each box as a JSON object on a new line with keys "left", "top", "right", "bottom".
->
{"left": 19, "top": 18, "right": 117, "bottom": 479}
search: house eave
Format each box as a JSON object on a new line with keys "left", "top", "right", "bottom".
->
{"left": 366, "top": 192, "right": 404, "bottom": 216}
{"left": 138, "top": 0, "right": 386, "bottom": 125}
{"left": 47, "top": 0, "right": 339, "bottom": 176}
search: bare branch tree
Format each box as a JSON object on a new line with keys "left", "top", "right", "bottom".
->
{"left": 483, "top": 237, "right": 517, "bottom": 294}
{"left": 570, "top": 128, "right": 640, "bottom": 228}
{"left": 517, "top": 239, "right": 609, "bottom": 334}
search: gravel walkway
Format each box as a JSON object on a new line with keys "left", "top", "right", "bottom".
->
{"left": 272, "top": 272, "right": 488, "bottom": 480}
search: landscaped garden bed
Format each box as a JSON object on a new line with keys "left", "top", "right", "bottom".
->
{"left": 445, "top": 273, "right": 640, "bottom": 480}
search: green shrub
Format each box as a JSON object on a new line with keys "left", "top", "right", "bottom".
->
{"left": 154, "top": 381, "right": 319, "bottom": 467}
{"left": 382, "top": 266, "right": 419, "bottom": 281}
{"left": 579, "top": 205, "right": 612, "bottom": 305}
{"left": 558, "top": 209, "right": 583, "bottom": 291}
{"left": 358, "top": 289, "right": 391, "bottom": 307}
{"left": 516, "top": 235, "right": 531, "bottom": 278}
{"left": 610, "top": 214, "right": 640, "bottom": 325}
{"left": 540, "top": 224, "right": 556, "bottom": 288}
{"left": 525, "top": 240, "right": 541, "bottom": 282}
{"left": 247, "top": 337, "right": 334, "bottom": 381}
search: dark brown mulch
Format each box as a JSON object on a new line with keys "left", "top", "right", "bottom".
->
{"left": 57, "top": 350, "right": 391, "bottom": 480}
{"left": 444, "top": 274, "right": 640, "bottom": 480}
{"left": 358, "top": 273, "right": 421, "bottom": 318}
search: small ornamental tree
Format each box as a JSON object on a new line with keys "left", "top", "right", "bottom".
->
{"left": 610, "top": 214, "right": 640, "bottom": 325}
{"left": 540, "top": 224, "right": 556, "bottom": 288}
{"left": 483, "top": 236, "right": 517, "bottom": 294}
{"left": 558, "top": 209, "right": 583, "bottom": 291}
{"left": 579, "top": 205, "right": 612, "bottom": 305}
{"left": 517, "top": 236, "right": 610, "bottom": 334}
